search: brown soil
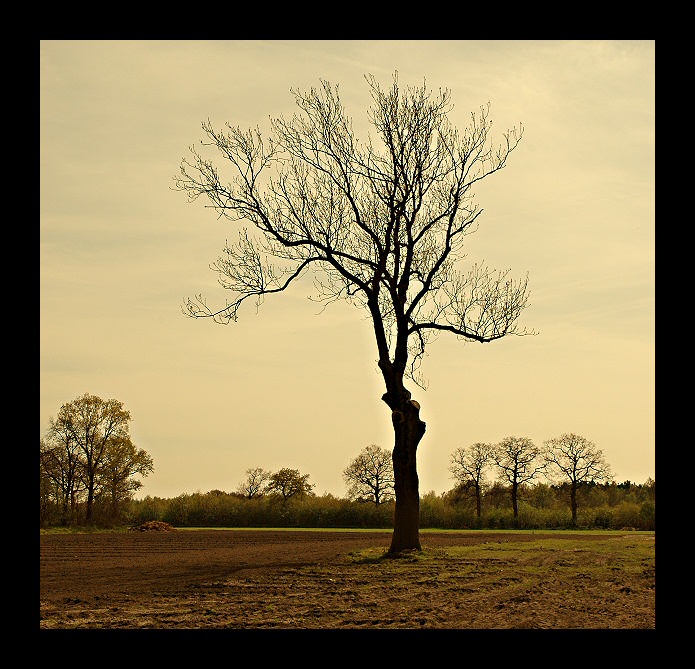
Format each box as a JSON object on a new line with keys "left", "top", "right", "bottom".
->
{"left": 39, "top": 529, "right": 655, "bottom": 629}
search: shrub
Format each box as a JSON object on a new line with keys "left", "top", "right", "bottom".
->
{"left": 484, "top": 508, "right": 515, "bottom": 529}
{"left": 611, "top": 501, "right": 644, "bottom": 530}
{"left": 162, "top": 494, "right": 191, "bottom": 526}
{"left": 586, "top": 506, "right": 612, "bottom": 529}
{"left": 67, "top": 482, "right": 655, "bottom": 531}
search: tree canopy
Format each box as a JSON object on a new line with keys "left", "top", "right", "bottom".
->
{"left": 176, "top": 73, "right": 530, "bottom": 382}
{"left": 266, "top": 468, "right": 314, "bottom": 501}
{"left": 41, "top": 393, "right": 152, "bottom": 525}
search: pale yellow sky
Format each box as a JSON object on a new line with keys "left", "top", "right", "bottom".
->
{"left": 40, "top": 40, "right": 655, "bottom": 498}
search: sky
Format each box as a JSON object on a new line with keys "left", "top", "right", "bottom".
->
{"left": 40, "top": 40, "right": 655, "bottom": 499}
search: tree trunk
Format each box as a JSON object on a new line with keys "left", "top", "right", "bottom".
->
{"left": 86, "top": 487, "right": 95, "bottom": 523}
{"left": 570, "top": 481, "right": 578, "bottom": 526}
{"left": 386, "top": 396, "right": 426, "bottom": 553}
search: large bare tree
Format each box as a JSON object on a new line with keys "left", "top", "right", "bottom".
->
{"left": 175, "top": 73, "right": 532, "bottom": 552}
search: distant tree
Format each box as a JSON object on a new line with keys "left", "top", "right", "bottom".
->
{"left": 266, "top": 468, "right": 315, "bottom": 502}
{"left": 449, "top": 442, "right": 495, "bottom": 518}
{"left": 343, "top": 444, "right": 395, "bottom": 505}
{"left": 236, "top": 467, "right": 273, "bottom": 498}
{"left": 45, "top": 393, "right": 137, "bottom": 523}
{"left": 175, "top": 73, "right": 531, "bottom": 552}
{"left": 493, "top": 436, "right": 546, "bottom": 520}
{"left": 543, "top": 433, "right": 613, "bottom": 526}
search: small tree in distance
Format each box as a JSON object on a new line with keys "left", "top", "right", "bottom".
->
{"left": 543, "top": 433, "right": 613, "bottom": 526}
{"left": 493, "top": 436, "right": 546, "bottom": 521}
{"left": 175, "top": 72, "right": 532, "bottom": 552}
{"left": 266, "top": 468, "right": 315, "bottom": 502}
{"left": 344, "top": 444, "right": 396, "bottom": 505}
{"left": 449, "top": 442, "right": 495, "bottom": 519}
{"left": 236, "top": 467, "right": 272, "bottom": 499}
{"left": 45, "top": 393, "right": 141, "bottom": 524}
{"left": 41, "top": 393, "right": 153, "bottom": 526}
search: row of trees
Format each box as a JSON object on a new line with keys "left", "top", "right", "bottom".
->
{"left": 449, "top": 433, "right": 613, "bottom": 525}
{"left": 129, "top": 480, "right": 654, "bottom": 531}
{"left": 236, "top": 434, "right": 628, "bottom": 528}
{"left": 40, "top": 394, "right": 154, "bottom": 527}
{"left": 129, "top": 440, "right": 651, "bottom": 530}
{"left": 40, "top": 394, "right": 653, "bottom": 532}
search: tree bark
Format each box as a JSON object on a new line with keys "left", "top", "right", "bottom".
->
{"left": 385, "top": 394, "right": 426, "bottom": 553}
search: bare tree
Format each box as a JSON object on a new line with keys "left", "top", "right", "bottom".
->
{"left": 493, "top": 436, "right": 546, "bottom": 521}
{"left": 543, "top": 433, "right": 613, "bottom": 526}
{"left": 175, "top": 73, "right": 531, "bottom": 552}
{"left": 343, "top": 444, "right": 396, "bottom": 505}
{"left": 266, "top": 468, "right": 314, "bottom": 502}
{"left": 236, "top": 467, "right": 272, "bottom": 499}
{"left": 449, "top": 442, "right": 495, "bottom": 518}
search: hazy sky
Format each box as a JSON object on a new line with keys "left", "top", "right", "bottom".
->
{"left": 40, "top": 40, "right": 655, "bottom": 499}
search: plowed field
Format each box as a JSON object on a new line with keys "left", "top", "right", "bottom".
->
{"left": 39, "top": 529, "right": 655, "bottom": 629}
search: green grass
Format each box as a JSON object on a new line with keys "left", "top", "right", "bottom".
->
{"left": 41, "top": 525, "right": 655, "bottom": 537}
{"left": 347, "top": 534, "right": 655, "bottom": 574}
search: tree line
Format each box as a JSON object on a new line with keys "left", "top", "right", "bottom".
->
{"left": 40, "top": 394, "right": 654, "bottom": 531}
{"left": 128, "top": 478, "right": 654, "bottom": 532}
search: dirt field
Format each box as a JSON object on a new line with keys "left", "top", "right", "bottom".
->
{"left": 39, "top": 528, "right": 655, "bottom": 629}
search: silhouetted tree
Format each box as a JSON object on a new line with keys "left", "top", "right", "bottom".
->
{"left": 343, "top": 444, "right": 395, "bottom": 505}
{"left": 543, "top": 432, "right": 613, "bottom": 526}
{"left": 449, "top": 442, "right": 495, "bottom": 518}
{"left": 175, "top": 73, "right": 531, "bottom": 551}
{"left": 493, "top": 436, "right": 545, "bottom": 520}
{"left": 236, "top": 467, "right": 273, "bottom": 498}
